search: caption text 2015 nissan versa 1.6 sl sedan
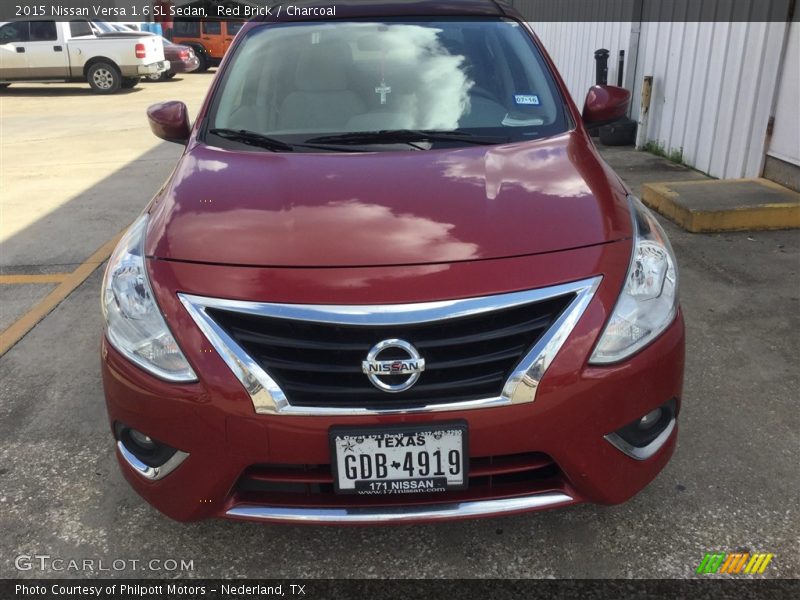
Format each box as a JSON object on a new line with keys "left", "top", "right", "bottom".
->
{"left": 100, "top": 0, "right": 685, "bottom": 524}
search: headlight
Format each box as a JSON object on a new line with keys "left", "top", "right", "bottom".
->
{"left": 590, "top": 196, "right": 679, "bottom": 364}
{"left": 102, "top": 215, "right": 197, "bottom": 382}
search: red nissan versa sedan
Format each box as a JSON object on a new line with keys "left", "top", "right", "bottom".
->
{"left": 101, "top": 0, "right": 685, "bottom": 524}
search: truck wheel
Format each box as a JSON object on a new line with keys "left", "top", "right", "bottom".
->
{"left": 121, "top": 77, "right": 141, "bottom": 89}
{"left": 87, "top": 62, "right": 121, "bottom": 94}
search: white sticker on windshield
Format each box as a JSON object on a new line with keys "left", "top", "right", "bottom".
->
{"left": 515, "top": 95, "right": 540, "bottom": 105}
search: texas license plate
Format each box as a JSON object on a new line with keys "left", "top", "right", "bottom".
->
{"left": 330, "top": 423, "right": 468, "bottom": 495}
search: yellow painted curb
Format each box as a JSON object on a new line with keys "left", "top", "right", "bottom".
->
{"left": 642, "top": 179, "right": 800, "bottom": 233}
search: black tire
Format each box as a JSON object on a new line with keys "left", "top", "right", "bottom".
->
{"left": 145, "top": 72, "right": 163, "bottom": 82}
{"left": 599, "top": 118, "right": 638, "bottom": 146}
{"left": 87, "top": 62, "right": 121, "bottom": 94}
{"left": 121, "top": 77, "right": 141, "bottom": 89}
{"left": 194, "top": 51, "right": 209, "bottom": 72}
{"left": 165, "top": 72, "right": 176, "bottom": 80}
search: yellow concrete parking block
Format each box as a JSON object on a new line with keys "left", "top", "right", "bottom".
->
{"left": 642, "top": 178, "right": 800, "bottom": 233}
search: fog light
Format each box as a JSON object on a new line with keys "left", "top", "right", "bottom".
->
{"left": 129, "top": 429, "right": 156, "bottom": 450}
{"left": 639, "top": 408, "right": 663, "bottom": 430}
{"left": 605, "top": 399, "right": 677, "bottom": 460}
{"left": 114, "top": 422, "right": 179, "bottom": 469}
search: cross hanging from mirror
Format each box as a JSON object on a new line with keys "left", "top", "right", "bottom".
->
{"left": 376, "top": 43, "right": 392, "bottom": 105}
{"left": 375, "top": 80, "right": 392, "bottom": 105}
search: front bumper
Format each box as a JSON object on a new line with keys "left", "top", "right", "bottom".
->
{"left": 102, "top": 310, "right": 683, "bottom": 523}
{"left": 101, "top": 238, "right": 685, "bottom": 524}
{"left": 102, "top": 294, "right": 684, "bottom": 524}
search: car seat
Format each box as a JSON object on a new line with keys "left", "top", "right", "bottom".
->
{"left": 277, "top": 40, "right": 366, "bottom": 132}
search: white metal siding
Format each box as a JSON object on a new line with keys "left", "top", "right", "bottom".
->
{"left": 631, "top": 21, "right": 788, "bottom": 179}
{"left": 525, "top": 17, "right": 790, "bottom": 180}
{"left": 531, "top": 22, "right": 632, "bottom": 109}
{"left": 768, "top": 21, "right": 800, "bottom": 167}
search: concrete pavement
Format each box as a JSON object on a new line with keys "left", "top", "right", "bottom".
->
{"left": 0, "top": 74, "right": 212, "bottom": 350}
{"left": 0, "top": 77, "right": 798, "bottom": 579}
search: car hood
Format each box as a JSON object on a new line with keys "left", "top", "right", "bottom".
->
{"left": 146, "top": 131, "right": 632, "bottom": 268}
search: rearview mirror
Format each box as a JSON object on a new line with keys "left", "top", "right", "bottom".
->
{"left": 582, "top": 85, "right": 631, "bottom": 127}
{"left": 147, "top": 101, "right": 191, "bottom": 144}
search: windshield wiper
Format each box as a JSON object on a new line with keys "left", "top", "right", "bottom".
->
{"left": 210, "top": 128, "right": 296, "bottom": 152}
{"left": 305, "top": 129, "right": 510, "bottom": 147}
{"left": 209, "top": 128, "right": 366, "bottom": 153}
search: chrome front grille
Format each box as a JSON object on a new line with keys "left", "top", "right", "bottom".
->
{"left": 179, "top": 277, "right": 602, "bottom": 416}
{"left": 207, "top": 295, "right": 572, "bottom": 410}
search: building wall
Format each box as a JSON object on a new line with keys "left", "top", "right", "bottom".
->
{"left": 514, "top": 2, "right": 794, "bottom": 180}
{"left": 767, "top": 21, "right": 800, "bottom": 168}
{"left": 629, "top": 20, "right": 788, "bottom": 179}
{"left": 530, "top": 22, "right": 632, "bottom": 107}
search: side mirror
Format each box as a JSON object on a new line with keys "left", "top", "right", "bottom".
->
{"left": 147, "top": 101, "right": 191, "bottom": 144}
{"left": 582, "top": 85, "right": 631, "bottom": 127}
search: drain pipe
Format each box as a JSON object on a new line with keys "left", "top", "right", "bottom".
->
{"left": 635, "top": 76, "right": 653, "bottom": 149}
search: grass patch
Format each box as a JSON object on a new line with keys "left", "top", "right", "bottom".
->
{"left": 643, "top": 140, "right": 685, "bottom": 166}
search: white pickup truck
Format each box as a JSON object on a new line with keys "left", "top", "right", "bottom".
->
{"left": 0, "top": 20, "right": 168, "bottom": 93}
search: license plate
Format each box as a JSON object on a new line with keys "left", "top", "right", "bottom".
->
{"left": 330, "top": 423, "right": 468, "bottom": 495}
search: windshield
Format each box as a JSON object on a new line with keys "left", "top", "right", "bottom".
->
{"left": 206, "top": 18, "right": 568, "bottom": 151}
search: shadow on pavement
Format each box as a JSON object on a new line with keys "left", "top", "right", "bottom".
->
{"left": 1, "top": 143, "right": 179, "bottom": 270}
{"left": 0, "top": 85, "right": 143, "bottom": 97}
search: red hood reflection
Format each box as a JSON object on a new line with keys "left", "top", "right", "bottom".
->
{"left": 146, "top": 131, "right": 631, "bottom": 267}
